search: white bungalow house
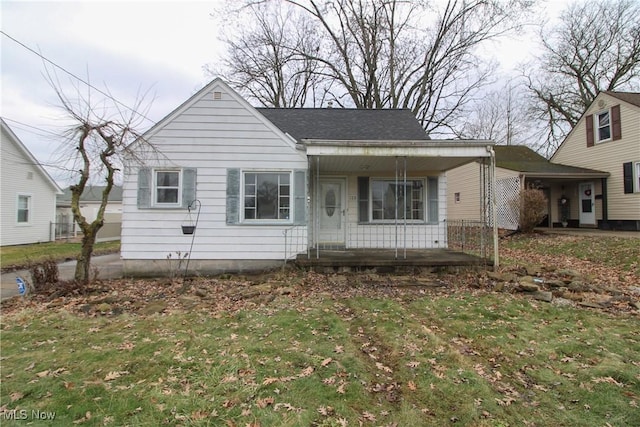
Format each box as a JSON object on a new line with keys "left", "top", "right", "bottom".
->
{"left": 121, "top": 78, "right": 497, "bottom": 276}
{"left": 1, "top": 118, "right": 62, "bottom": 246}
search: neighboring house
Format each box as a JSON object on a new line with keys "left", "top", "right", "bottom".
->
{"left": 56, "top": 186, "right": 123, "bottom": 241}
{"left": 551, "top": 91, "right": 640, "bottom": 231}
{"left": 447, "top": 145, "right": 608, "bottom": 230}
{"left": 121, "top": 78, "right": 497, "bottom": 276}
{"left": 0, "top": 118, "right": 62, "bottom": 246}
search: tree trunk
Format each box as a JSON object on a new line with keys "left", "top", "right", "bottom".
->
{"left": 75, "top": 232, "right": 95, "bottom": 284}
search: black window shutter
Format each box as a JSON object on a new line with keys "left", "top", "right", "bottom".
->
{"left": 182, "top": 168, "right": 197, "bottom": 208}
{"left": 357, "top": 177, "right": 369, "bottom": 222}
{"left": 623, "top": 162, "right": 633, "bottom": 194}
{"left": 611, "top": 105, "right": 622, "bottom": 140}
{"left": 137, "top": 168, "right": 151, "bottom": 208}
{"left": 586, "top": 114, "right": 594, "bottom": 147}
{"left": 293, "top": 170, "right": 306, "bottom": 225}
{"left": 226, "top": 168, "right": 240, "bottom": 224}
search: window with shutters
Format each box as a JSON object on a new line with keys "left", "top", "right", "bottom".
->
{"left": 155, "top": 170, "right": 181, "bottom": 206}
{"left": 137, "top": 167, "right": 196, "bottom": 209}
{"left": 243, "top": 172, "right": 291, "bottom": 221}
{"left": 371, "top": 179, "right": 424, "bottom": 221}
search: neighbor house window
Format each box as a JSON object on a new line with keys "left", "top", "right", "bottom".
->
{"left": 371, "top": 179, "right": 424, "bottom": 221}
{"left": 636, "top": 162, "right": 640, "bottom": 193}
{"left": 595, "top": 110, "right": 611, "bottom": 143}
{"left": 244, "top": 172, "right": 290, "bottom": 220}
{"left": 17, "top": 194, "right": 31, "bottom": 223}
{"left": 155, "top": 170, "right": 181, "bottom": 205}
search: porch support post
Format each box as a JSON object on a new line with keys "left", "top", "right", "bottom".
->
{"left": 403, "top": 156, "right": 407, "bottom": 259}
{"left": 307, "top": 156, "right": 311, "bottom": 258}
{"left": 316, "top": 156, "right": 320, "bottom": 259}
{"left": 395, "top": 157, "right": 398, "bottom": 259}
{"left": 488, "top": 146, "right": 499, "bottom": 268}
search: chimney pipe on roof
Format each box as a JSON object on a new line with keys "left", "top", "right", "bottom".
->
{"left": 327, "top": 100, "right": 333, "bottom": 108}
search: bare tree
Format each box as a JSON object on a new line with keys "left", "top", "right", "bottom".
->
{"left": 47, "top": 73, "right": 152, "bottom": 285}
{"left": 214, "top": 0, "right": 534, "bottom": 135}
{"left": 457, "top": 82, "right": 534, "bottom": 146}
{"left": 208, "top": 1, "right": 330, "bottom": 107}
{"left": 524, "top": 0, "right": 640, "bottom": 155}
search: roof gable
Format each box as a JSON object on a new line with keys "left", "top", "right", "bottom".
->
{"left": 0, "top": 118, "right": 62, "bottom": 193}
{"left": 257, "top": 108, "right": 429, "bottom": 142}
{"left": 141, "top": 78, "right": 297, "bottom": 149}
{"left": 551, "top": 90, "right": 639, "bottom": 160}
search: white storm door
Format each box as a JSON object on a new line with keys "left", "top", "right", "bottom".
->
{"left": 318, "top": 179, "right": 346, "bottom": 246}
{"left": 579, "top": 182, "right": 595, "bottom": 225}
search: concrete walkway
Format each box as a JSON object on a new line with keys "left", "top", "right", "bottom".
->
{"left": 1, "top": 253, "right": 123, "bottom": 301}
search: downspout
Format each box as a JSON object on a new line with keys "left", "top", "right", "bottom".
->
{"left": 487, "top": 145, "right": 499, "bottom": 269}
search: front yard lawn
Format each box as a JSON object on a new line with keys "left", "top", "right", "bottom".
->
{"left": 1, "top": 233, "right": 638, "bottom": 426}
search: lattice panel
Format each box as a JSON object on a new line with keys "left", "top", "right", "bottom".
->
{"left": 495, "top": 177, "right": 520, "bottom": 230}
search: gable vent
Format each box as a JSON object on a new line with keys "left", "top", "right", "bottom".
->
{"left": 598, "top": 99, "right": 606, "bottom": 109}
{"left": 213, "top": 91, "right": 222, "bottom": 100}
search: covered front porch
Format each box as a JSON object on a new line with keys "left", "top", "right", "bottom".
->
{"left": 291, "top": 139, "right": 499, "bottom": 268}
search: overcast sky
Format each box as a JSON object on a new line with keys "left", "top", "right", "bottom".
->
{"left": 1, "top": 0, "right": 569, "bottom": 186}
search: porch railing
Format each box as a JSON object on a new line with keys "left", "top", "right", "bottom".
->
{"left": 446, "top": 219, "right": 494, "bottom": 261}
{"left": 283, "top": 225, "right": 307, "bottom": 264}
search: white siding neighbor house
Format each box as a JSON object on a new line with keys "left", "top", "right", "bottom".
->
{"left": 551, "top": 91, "right": 640, "bottom": 231}
{"left": 1, "top": 118, "right": 62, "bottom": 246}
{"left": 121, "top": 78, "right": 498, "bottom": 276}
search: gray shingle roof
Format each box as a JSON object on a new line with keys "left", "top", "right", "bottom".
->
{"left": 257, "top": 108, "right": 430, "bottom": 142}
{"left": 58, "top": 186, "right": 123, "bottom": 204}
{"left": 603, "top": 91, "right": 640, "bottom": 108}
{"left": 495, "top": 145, "right": 606, "bottom": 175}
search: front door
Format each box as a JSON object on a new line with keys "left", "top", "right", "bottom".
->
{"left": 318, "top": 178, "right": 346, "bottom": 247}
{"left": 579, "top": 182, "right": 596, "bottom": 226}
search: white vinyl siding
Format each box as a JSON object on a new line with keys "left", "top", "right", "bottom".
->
{"left": 553, "top": 93, "right": 640, "bottom": 221}
{"left": 121, "top": 81, "right": 307, "bottom": 261}
{"left": 1, "top": 127, "right": 59, "bottom": 246}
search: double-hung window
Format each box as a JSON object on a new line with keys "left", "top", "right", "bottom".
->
{"left": 595, "top": 111, "right": 611, "bottom": 143}
{"left": 17, "top": 194, "right": 31, "bottom": 224}
{"left": 370, "top": 179, "right": 424, "bottom": 221}
{"left": 155, "top": 170, "right": 181, "bottom": 206}
{"left": 244, "top": 172, "right": 291, "bottom": 220}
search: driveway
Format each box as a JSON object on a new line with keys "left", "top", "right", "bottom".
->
{"left": 1, "top": 253, "right": 123, "bottom": 301}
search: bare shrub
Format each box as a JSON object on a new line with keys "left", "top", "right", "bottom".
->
{"left": 28, "top": 259, "right": 60, "bottom": 290}
{"left": 520, "top": 188, "right": 548, "bottom": 233}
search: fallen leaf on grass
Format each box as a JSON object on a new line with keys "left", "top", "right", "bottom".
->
{"left": 592, "top": 376, "right": 624, "bottom": 387}
{"left": 256, "top": 397, "right": 274, "bottom": 408}
{"left": 73, "top": 411, "right": 91, "bottom": 424}
{"left": 104, "top": 371, "right": 129, "bottom": 381}
{"left": 10, "top": 392, "right": 23, "bottom": 402}
{"left": 407, "top": 381, "right": 417, "bottom": 391}
{"left": 321, "top": 357, "right": 333, "bottom": 367}
{"left": 375, "top": 362, "right": 393, "bottom": 373}
{"left": 299, "top": 366, "right": 314, "bottom": 377}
